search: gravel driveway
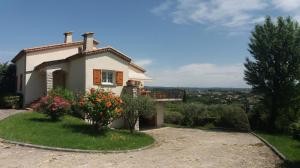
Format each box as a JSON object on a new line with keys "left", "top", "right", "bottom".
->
{"left": 0, "top": 109, "right": 282, "bottom": 168}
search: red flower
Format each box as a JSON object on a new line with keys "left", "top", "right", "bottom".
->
{"left": 106, "top": 101, "right": 112, "bottom": 108}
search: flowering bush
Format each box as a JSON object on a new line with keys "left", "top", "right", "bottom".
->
{"left": 34, "top": 95, "right": 71, "bottom": 120}
{"left": 80, "top": 88, "right": 123, "bottom": 130}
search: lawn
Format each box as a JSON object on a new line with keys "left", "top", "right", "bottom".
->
{"left": 0, "top": 112, "right": 154, "bottom": 150}
{"left": 256, "top": 132, "right": 300, "bottom": 168}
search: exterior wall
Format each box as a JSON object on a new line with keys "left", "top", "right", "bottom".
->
{"left": 44, "top": 63, "right": 69, "bottom": 93}
{"left": 26, "top": 46, "right": 79, "bottom": 71}
{"left": 85, "top": 52, "right": 129, "bottom": 96}
{"left": 25, "top": 71, "right": 45, "bottom": 104}
{"left": 85, "top": 52, "right": 130, "bottom": 129}
{"left": 25, "top": 62, "right": 68, "bottom": 105}
{"left": 23, "top": 46, "right": 79, "bottom": 105}
{"left": 66, "top": 57, "right": 85, "bottom": 93}
{"left": 155, "top": 103, "right": 165, "bottom": 127}
{"left": 129, "top": 65, "right": 145, "bottom": 87}
{"left": 15, "top": 55, "right": 26, "bottom": 102}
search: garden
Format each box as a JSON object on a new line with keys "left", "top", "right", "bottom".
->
{"left": 0, "top": 87, "right": 155, "bottom": 151}
{"left": 0, "top": 63, "right": 22, "bottom": 109}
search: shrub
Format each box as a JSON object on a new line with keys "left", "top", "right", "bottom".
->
{"left": 35, "top": 95, "right": 71, "bottom": 120}
{"left": 0, "top": 63, "right": 16, "bottom": 93}
{"left": 164, "top": 102, "right": 250, "bottom": 131}
{"left": 48, "top": 88, "right": 86, "bottom": 118}
{"left": 289, "top": 120, "right": 300, "bottom": 140}
{"left": 70, "top": 93, "right": 85, "bottom": 119}
{"left": 80, "top": 88, "right": 123, "bottom": 130}
{"left": 179, "top": 103, "right": 217, "bottom": 127}
{"left": 48, "top": 87, "right": 75, "bottom": 102}
{"left": 215, "top": 105, "right": 250, "bottom": 132}
{"left": 0, "top": 93, "right": 23, "bottom": 109}
{"left": 180, "top": 103, "right": 204, "bottom": 127}
{"left": 164, "top": 111, "right": 183, "bottom": 125}
{"left": 121, "top": 94, "right": 155, "bottom": 133}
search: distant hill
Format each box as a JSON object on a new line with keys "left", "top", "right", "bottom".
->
{"left": 145, "top": 86, "right": 251, "bottom": 92}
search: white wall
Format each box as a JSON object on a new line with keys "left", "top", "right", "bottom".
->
{"left": 15, "top": 55, "right": 26, "bottom": 97}
{"left": 67, "top": 57, "right": 85, "bottom": 93}
{"left": 25, "top": 71, "right": 45, "bottom": 104}
{"left": 26, "top": 46, "right": 79, "bottom": 71}
{"left": 129, "top": 65, "right": 145, "bottom": 87}
{"left": 85, "top": 52, "right": 129, "bottom": 95}
{"left": 23, "top": 46, "right": 79, "bottom": 105}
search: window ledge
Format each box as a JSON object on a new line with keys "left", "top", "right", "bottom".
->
{"left": 101, "top": 83, "right": 114, "bottom": 86}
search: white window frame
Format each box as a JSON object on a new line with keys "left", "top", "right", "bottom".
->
{"left": 102, "top": 70, "right": 114, "bottom": 85}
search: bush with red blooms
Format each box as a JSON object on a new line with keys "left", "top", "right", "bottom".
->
{"left": 35, "top": 95, "right": 71, "bottom": 120}
{"left": 79, "top": 88, "right": 123, "bottom": 130}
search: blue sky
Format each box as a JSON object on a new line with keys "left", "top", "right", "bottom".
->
{"left": 0, "top": 0, "right": 299, "bottom": 88}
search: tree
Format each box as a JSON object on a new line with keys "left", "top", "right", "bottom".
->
{"left": 182, "top": 89, "right": 187, "bottom": 102}
{"left": 121, "top": 94, "right": 155, "bottom": 133}
{"left": 244, "top": 16, "right": 300, "bottom": 131}
{"left": 0, "top": 62, "right": 16, "bottom": 94}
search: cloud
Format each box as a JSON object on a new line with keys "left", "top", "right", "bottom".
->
{"left": 135, "top": 59, "right": 153, "bottom": 67}
{"left": 147, "top": 63, "right": 248, "bottom": 88}
{"left": 152, "top": 0, "right": 268, "bottom": 28}
{"left": 151, "top": 0, "right": 173, "bottom": 16}
{"left": 272, "top": 0, "right": 300, "bottom": 22}
{"left": 272, "top": 0, "right": 300, "bottom": 12}
{"left": 152, "top": 0, "right": 300, "bottom": 30}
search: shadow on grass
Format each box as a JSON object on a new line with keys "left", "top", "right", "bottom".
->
{"left": 282, "top": 160, "right": 300, "bottom": 168}
{"left": 62, "top": 123, "right": 109, "bottom": 137}
{"left": 28, "top": 118, "right": 59, "bottom": 123}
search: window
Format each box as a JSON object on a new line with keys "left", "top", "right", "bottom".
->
{"left": 102, "top": 71, "right": 114, "bottom": 85}
{"left": 19, "top": 74, "right": 23, "bottom": 91}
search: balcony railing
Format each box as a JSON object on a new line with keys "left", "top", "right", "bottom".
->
{"left": 139, "top": 88, "right": 183, "bottom": 101}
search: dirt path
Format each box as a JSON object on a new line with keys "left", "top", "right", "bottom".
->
{"left": 0, "top": 110, "right": 282, "bottom": 168}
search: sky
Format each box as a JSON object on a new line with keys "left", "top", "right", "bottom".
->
{"left": 0, "top": 0, "right": 299, "bottom": 88}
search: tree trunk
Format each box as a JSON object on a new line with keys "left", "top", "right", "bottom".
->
{"left": 129, "top": 125, "right": 134, "bottom": 133}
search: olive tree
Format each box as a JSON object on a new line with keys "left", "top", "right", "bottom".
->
{"left": 121, "top": 94, "right": 155, "bottom": 133}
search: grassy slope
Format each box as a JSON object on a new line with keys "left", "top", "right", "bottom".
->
{"left": 256, "top": 132, "right": 300, "bottom": 167}
{"left": 0, "top": 112, "right": 154, "bottom": 150}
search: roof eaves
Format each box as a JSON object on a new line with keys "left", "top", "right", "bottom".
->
{"left": 11, "top": 50, "right": 26, "bottom": 63}
{"left": 83, "top": 47, "right": 132, "bottom": 62}
{"left": 130, "top": 62, "right": 146, "bottom": 72}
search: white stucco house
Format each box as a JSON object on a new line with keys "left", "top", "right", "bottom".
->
{"left": 12, "top": 32, "right": 151, "bottom": 106}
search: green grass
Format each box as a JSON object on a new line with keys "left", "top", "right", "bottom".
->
{"left": 0, "top": 112, "right": 154, "bottom": 150}
{"left": 256, "top": 132, "right": 300, "bottom": 168}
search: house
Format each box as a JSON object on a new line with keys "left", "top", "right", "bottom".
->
{"left": 12, "top": 32, "right": 151, "bottom": 106}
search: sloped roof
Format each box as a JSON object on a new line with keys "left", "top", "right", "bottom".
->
{"left": 11, "top": 40, "right": 99, "bottom": 63}
{"left": 34, "top": 47, "right": 146, "bottom": 73}
{"left": 83, "top": 47, "right": 131, "bottom": 62}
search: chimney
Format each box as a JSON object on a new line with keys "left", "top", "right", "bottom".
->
{"left": 82, "top": 32, "right": 94, "bottom": 51}
{"left": 64, "top": 32, "right": 73, "bottom": 43}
